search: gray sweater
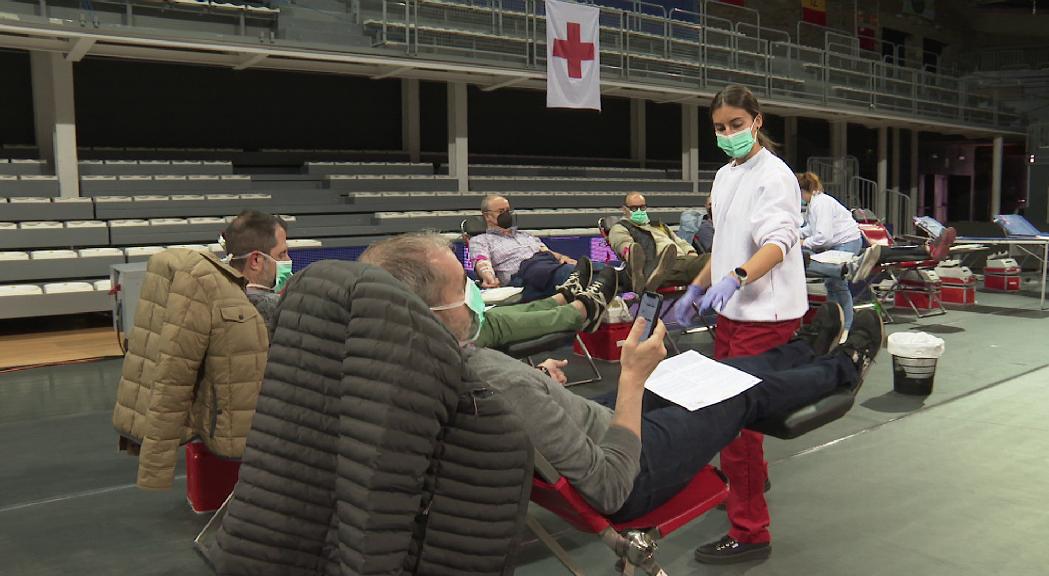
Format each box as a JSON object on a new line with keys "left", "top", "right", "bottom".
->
{"left": 465, "top": 347, "right": 643, "bottom": 514}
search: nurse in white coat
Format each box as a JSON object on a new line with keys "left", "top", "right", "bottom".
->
{"left": 798, "top": 171, "right": 865, "bottom": 330}
{"left": 669, "top": 85, "right": 807, "bottom": 565}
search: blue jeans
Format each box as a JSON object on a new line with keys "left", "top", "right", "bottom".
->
{"left": 595, "top": 340, "right": 858, "bottom": 522}
{"left": 807, "top": 238, "right": 863, "bottom": 329}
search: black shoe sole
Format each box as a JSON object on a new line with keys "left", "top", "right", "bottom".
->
{"left": 694, "top": 544, "right": 771, "bottom": 565}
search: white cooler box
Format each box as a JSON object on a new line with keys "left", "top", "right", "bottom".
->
{"left": 984, "top": 257, "right": 1021, "bottom": 292}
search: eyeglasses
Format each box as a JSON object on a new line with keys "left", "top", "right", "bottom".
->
{"left": 485, "top": 208, "right": 512, "bottom": 215}
{"left": 626, "top": 205, "right": 647, "bottom": 212}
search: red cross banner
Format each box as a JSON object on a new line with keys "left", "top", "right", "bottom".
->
{"left": 546, "top": 0, "right": 601, "bottom": 111}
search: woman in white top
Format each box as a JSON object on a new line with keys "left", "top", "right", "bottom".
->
{"left": 669, "top": 85, "right": 807, "bottom": 564}
{"left": 798, "top": 171, "right": 864, "bottom": 330}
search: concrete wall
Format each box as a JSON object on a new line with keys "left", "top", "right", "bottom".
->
{"left": 73, "top": 58, "right": 403, "bottom": 151}
{"left": 0, "top": 50, "right": 35, "bottom": 146}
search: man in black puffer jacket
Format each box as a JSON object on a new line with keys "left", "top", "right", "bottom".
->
{"left": 197, "top": 260, "right": 533, "bottom": 576}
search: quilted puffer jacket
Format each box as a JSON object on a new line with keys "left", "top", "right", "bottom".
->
{"left": 112, "top": 248, "right": 269, "bottom": 490}
{"left": 197, "top": 260, "right": 533, "bottom": 576}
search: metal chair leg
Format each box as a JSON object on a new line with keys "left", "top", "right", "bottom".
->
{"left": 526, "top": 514, "right": 586, "bottom": 576}
{"left": 566, "top": 335, "right": 602, "bottom": 387}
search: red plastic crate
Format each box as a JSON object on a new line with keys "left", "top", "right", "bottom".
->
{"left": 186, "top": 442, "right": 240, "bottom": 514}
{"left": 984, "top": 273, "right": 1021, "bottom": 292}
{"left": 574, "top": 322, "right": 633, "bottom": 361}
{"left": 894, "top": 282, "right": 942, "bottom": 310}
{"left": 941, "top": 282, "right": 976, "bottom": 305}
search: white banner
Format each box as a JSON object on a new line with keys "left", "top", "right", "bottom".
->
{"left": 545, "top": 0, "right": 601, "bottom": 111}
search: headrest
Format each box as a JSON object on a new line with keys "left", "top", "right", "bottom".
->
{"left": 461, "top": 215, "right": 487, "bottom": 237}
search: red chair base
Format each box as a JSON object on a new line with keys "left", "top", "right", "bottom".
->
{"left": 529, "top": 465, "right": 728, "bottom": 574}
{"left": 186, "top": 442, "right": 240, "bottom": 514}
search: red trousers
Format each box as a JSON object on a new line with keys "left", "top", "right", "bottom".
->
{"left": 714, "top": 315, "right": 801, "bottom": 544}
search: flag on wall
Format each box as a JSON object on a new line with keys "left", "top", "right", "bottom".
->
{"left": 857, "top": 8, "right": 879, "bottom": 51}
{"left": 801, "top": 0, "right": 826, "bottom": 26}
{"left": 546, "top": 0, "right": 601, "bottom": 111}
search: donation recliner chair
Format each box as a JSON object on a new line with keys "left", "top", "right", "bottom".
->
{"left": 461, "top": 215, "right": 602, "bottom": 386}
{"left": 528, "top": 376, "right": 858, "bottom": 575}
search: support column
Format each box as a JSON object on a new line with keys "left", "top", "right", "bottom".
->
{"left": 830, "top": 120, "right": 847, "bottom": 160}
{"left": 681, "top": 103, "right": 699, "bottom": 195}
{"left": 401, "top": 78, "right": 421, "bottom": 164}
{"left": 630, "top": 99, "right": 647, "bottom": 168}
{"left": 991, "top": 135, "right": 1004, "bottom": 217}
{"left": 447, "top": 82, "right": 468, "bottom": 193}
{"left": 784, "top": 116, "right": 798, "bottom": 169}
{"left": 877, "top": 125, "right": 888, "bottom": 219}
{"left": 910, "top": 129, "right": 920, "bottom": 221}
{"left": 890, "top": 127, "right": 901, "bottom": 230}
{"left": 30, "top": 51, "right": 79, "bottom": 198}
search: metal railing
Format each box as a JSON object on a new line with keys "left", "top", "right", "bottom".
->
{"left": 851, "top": 176, "right": 878, "bottom": 217}
{"left": 887, "top": 188, "right": 913, "bottom": 236}
{"left": 362, "top": 0, "right": 1023, "bottom": 131}
{"left": 807, "top": 156, "right": 859, "bottom": 205}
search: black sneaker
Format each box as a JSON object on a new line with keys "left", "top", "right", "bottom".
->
{"left": 838, "top": 308, "right": 884, "bottom": 392}
{"left": 694, "top": 535, "right": 771, "bottom": 565}
{"left": 555, "top": 256, "right": 593, "bottom": 301}
{"left": 625, "top": 242, "right": 646, "bottom": 294}
{"left": 577, "top": 267, "right": 619, "bottom": 332}
{"left": 794, "top": 303, "right": 845, "bottom": 356}
{"left": 643, "top": 245, "right": 677, "bottom": 292}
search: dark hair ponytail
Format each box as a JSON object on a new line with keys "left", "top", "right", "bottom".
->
{"left": 710, "top": 85, "right": 779, "bottom": 154}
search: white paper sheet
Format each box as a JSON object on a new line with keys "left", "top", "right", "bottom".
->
{"left": 810, "top": 250, "right": 855, "bottom": 265}
{"left": 644, "top": 350, "right": 762, "bottom": 411}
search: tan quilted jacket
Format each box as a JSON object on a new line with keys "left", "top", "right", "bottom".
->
{"left": 112, "top": 248, "right": 269, "bottom": 490}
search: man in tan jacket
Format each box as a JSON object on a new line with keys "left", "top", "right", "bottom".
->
{"left": 113, "top": 219, "right": 276, "bottom": 490}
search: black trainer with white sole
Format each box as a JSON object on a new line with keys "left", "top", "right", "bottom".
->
{"left": 555, "top": 255, "right": 593, "bottom": 301}
{"left": 793, "top": 302, "right": 845, "bottom": 356}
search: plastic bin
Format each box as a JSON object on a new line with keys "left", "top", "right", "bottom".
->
{"left": 887, "top": 332, "right": 945, "bottom": 396}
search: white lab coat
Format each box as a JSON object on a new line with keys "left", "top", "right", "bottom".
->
{"left": 801, "top": 193, "right": 861, "bottom": 250}
{"left": 710, "top": 148, "right": 807, "bottom": 323}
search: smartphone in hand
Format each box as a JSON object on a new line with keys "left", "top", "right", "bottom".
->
{"left": 637, "top": 291, "right": 664, "bottom": 340}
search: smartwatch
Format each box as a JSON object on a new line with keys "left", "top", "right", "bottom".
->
{"left": 732, "top": 267, "right": 749, "bottom": 288}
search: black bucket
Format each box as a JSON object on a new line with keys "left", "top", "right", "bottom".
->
{"left": 892, "top": 355, "right": 938, "bottom": 395}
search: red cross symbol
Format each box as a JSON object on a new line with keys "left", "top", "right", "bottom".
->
{"left": 552, "top": 22, "right": 595, "bottom": 79}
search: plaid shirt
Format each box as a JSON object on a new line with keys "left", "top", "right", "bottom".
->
{"left": 469, "top": 228, "right": 545, "bottom": 285}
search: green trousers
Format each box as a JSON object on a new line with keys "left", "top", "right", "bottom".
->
{"left": 663, "top": 254, "right": 710, "bottom": 285}
{"left": 475, "top": 297, "right": 585, "bottom": 349}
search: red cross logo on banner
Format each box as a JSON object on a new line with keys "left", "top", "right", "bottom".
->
{"left": 552, "top": 22, "right": 595, "bottom": 79}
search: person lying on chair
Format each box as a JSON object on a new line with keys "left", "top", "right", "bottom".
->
{"left": 471, "top": 194, "right": 591, "bottom": 302}
{"left": 461, "top": 257, "right": 620, "bottom": 348}
{"left": 360, "top": 232, "right": 883, "bottom": 563}
{"left": 608, "top": 192, "right": 711, "bottom": 293}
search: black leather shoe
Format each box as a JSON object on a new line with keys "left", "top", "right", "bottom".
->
{"left": 694, "top": 535, "right": 771, "bottom": 565}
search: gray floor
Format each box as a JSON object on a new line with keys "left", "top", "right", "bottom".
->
{"left": 3, "top": 284, "right": 1049, "bottom": 576}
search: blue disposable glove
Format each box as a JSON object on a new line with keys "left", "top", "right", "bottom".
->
{"left": 699, "top": 275, "right": 741, "bottom": 314}
{"left": 670, "top": 284, "right": 705, "bottom": 327}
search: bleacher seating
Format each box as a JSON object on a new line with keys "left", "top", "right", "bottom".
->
{"left": 0, "top": 157, "right": 708, "bottom": 318}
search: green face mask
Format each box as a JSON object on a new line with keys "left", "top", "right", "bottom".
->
{"left": 272, "top": 259, "right": 294, "bottom": 293}
{"left": 716, "top": 125, "right": 757, "bottom": 159}
{"left": 629, "top": 210, "right": 650, "bottom": 226}
{"left": 430, "top": 279, "right": 486, "bottom": 343}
